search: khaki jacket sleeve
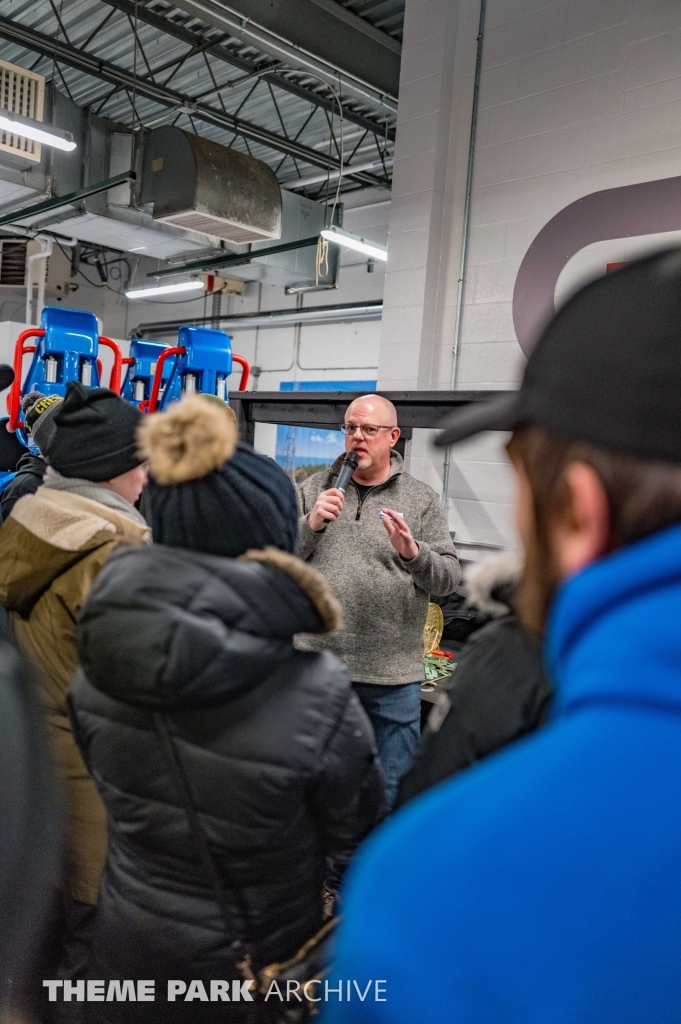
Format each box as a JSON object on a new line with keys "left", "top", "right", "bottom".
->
{"left": 51, "top": 537, "right": 122, "bottom": 624}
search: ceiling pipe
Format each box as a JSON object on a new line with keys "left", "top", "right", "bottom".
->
{"left": 26, "top": 235, "right": 53, "bottom": 326}
{"left": 283, "top": 157, "right": 394, "bottom": 191}
{"left": 131, "top": 299, "right": 383, "bottom": 338}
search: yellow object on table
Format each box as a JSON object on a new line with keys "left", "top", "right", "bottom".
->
{"left": 424, "top": 602, "right": 444, "bottom": 655}
{"left": 423, "top": 602, "right": 454, "bottom": 689}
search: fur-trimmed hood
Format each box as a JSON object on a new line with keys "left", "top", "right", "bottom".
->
{"left": 76, "top": 542, "right": 342, "bottom": 710}
{"left": 240, "top": 546, "right": 341, "bottom": 633}
{"left": 466, "top": 552, "right": 523, "bottom": 618}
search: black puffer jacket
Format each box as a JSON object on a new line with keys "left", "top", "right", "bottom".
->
{"left": 398, "top": 554, "right": 552, "bottom": 807}
{"left": 68, "top": 544, "right": 384, "bottom": 1020}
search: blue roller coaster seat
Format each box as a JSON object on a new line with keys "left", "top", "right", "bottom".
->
{"left": 121, "top": 339, "right": 173, "bottom": 408}
{"left": 159, "top": 325, "right": 233, "bottom": 410}
{"left": 22, "top": 307, "right": 102, "bottom": 400}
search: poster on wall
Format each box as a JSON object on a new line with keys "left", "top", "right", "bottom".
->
{"left": 275, "top": 380, "right": 376, "bottom": 483}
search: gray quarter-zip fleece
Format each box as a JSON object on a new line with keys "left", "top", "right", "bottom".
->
{"left": 295, "top": 450, "right": 460, "bottom": 684}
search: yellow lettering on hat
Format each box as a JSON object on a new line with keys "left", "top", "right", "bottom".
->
{"left": 32, "top": 395, "right": 62, "bottom": 416}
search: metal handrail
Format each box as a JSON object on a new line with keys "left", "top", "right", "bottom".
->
{"left": 8, "top": 329, "right": 44, "bottom": 431}
{"left": 147, "top": 346, "right": 185, "bottom": 413}
{"left": 147, "top": 347, "right": 250, "bottom": 412}
{"left": 232, "top": 355, "right": 250, "bottom": 391}
{"left": 98, "top": 336, "right": 123, "bottom": 394}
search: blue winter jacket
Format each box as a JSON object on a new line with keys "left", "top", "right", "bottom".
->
{"left": 323, "top": 523, "right": 681, "bottom": 1023}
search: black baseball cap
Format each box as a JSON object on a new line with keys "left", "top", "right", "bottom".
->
{"left": 435, "top": 248, "right": 681, "bottom": 463}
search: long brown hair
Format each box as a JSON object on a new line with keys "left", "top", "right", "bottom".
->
{"left": 508, "top": 426, "right": 681, "bottom": 633}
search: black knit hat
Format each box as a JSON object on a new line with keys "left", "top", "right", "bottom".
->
{"left": 45, "top": 381, "right": 144, "bottom": 481}
{"left": 139, "top": 396, "right": 298, "bottom": 556}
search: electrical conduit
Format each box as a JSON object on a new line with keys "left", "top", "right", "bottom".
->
{"left": 441, "top": 0, "right": 487, "bottom": 507}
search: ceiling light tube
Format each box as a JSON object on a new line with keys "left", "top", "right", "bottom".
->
{"left": 0, "top": 109, "right": 76, "bottom": 152}
{"left": 125, "top": 280, "right": 205, "bottom": 299}
{"left": 320, "top": 226, "right": 387, "bottom": 262}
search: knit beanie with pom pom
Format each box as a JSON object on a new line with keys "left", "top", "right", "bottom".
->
{"left": 138, "top": 395, "right": 298, "bottom": 557}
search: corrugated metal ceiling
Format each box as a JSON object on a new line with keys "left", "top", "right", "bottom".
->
{"left": 339, "top": 0, "right": 404, "bottom": 42}
{"left": 0, "top": 0, "right": 402, "bottom": 198}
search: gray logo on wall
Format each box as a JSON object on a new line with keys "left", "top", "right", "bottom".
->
{"left": 512, "top": 176, "right": 681, "bottom": 355}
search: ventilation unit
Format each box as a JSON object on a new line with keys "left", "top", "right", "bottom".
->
{"left": 0, "top": 60, "right": 45, "bottom": 163}
{"left": 0, "top": 241, "right": 27, "bottom": 286}
{"left": 140, "top": 126, "right": 282, "bottom": 244}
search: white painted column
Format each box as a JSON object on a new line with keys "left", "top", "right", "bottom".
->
{"left": 377, "top": 0, "right": 518, "bottom": 549}
{"left": 378, "top": 0, "right": 469, "bottom": 392}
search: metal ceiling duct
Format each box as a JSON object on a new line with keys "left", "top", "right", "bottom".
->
{"left": 140, "top": 126, "right": 282, "bottom": 245}
{"left": 0, "top": 79, "right": 327, "bottom": 286}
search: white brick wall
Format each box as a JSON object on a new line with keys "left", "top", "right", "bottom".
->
{"left": 380, "top": 0, "right": 681, "bottom": 549}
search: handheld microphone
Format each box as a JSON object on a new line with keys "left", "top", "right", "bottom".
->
{"left": 335, "top": 450, "right": 360, "bottom": 494}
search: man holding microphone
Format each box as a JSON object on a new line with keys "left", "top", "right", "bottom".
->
{"left": 296, "top": 394, "right": 460, "bottom": 808}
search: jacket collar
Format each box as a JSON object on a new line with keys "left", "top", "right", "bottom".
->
{"left": 547, "top": 521, "right": 681, "bottom": 717}
{"left": 29, "top": 488, "right": 151, "bottom": 545}
{"left": 42, "top": 466, "right": 148, "bottom": 530}
{"left": 8, "top": 487, "right": 150, "bottom": 550}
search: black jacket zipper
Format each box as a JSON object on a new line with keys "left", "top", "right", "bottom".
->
{"left": 354, "top": 483, "right": 375, "bottom": 521}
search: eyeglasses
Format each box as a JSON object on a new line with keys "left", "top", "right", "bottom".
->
{"left": 340, "top": 423, "right": 395, "bottom": 437}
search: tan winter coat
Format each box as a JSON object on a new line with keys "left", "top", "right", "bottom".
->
{"left": 0, "top": 488, "right": 150, "bottom": 905}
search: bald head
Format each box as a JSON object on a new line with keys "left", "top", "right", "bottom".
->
{"left": 346, "top": 394, "right": 398, "bottom": 427}
{"left": 343, "top": 393, "right": 400, "bottom": 481}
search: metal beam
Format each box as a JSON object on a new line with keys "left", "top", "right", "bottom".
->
{"left": 307, "top": 0, "right": 401, "bottom": 55}
{"left": 170, "top": 0, "right": 400, "bottom": 100}
{"left": 150, "top": 235, "right": 321, "bottom": 277}
{"left": 165, "top": 0, "right": 399, "bottom": 113}
{"left": 0, "top": 14, "right": 387, "bottom": 186}
{"left": 0, "top": 171, "right": 135, "bottom": 228}
{"left": 98, "top": 0, "right": 395, "bottom": 142}
{"left": 228, "top": 391, "right": 511, "bottom": 448}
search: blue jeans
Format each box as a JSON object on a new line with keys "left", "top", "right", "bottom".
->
{"left": 353, "top": 682, "right": 422, "bottom": 811}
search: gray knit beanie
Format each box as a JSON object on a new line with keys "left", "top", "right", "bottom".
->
{"left": 22, "top": 391, "right": 63, "bottom": 454}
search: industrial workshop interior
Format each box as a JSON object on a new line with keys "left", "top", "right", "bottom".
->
{"left": 5, "top": 0, "right": 681, "bottom": 1021}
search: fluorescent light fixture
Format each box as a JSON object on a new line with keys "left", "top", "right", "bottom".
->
{"left": 0, "top": 108, "right": 76, "bottom": 152}
{"left": 125, "top": 279, "right": 205, "bottom": 299}
{"left": 320, "top": 226, "right": 387, "bottom": 262}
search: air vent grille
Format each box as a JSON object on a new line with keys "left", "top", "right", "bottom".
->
{"left": 0, "top": 242, "right": 27, "bottom": 286}
{"left": 159, "top": 210, "right": 280, "bottom": 244}
{"left": 0, "top": 60, "right": 45, "bottom": 163}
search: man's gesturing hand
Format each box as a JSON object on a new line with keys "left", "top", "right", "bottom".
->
{"left": 308, "top": 488, "right": 345, "bottom": 532}
{"left": 381, "top": 508, "right": 419, "bottom": 561}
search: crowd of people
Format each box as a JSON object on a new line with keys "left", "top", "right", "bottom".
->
{"left": 2, "top": 248, "right": 681, "bottom": 1023}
